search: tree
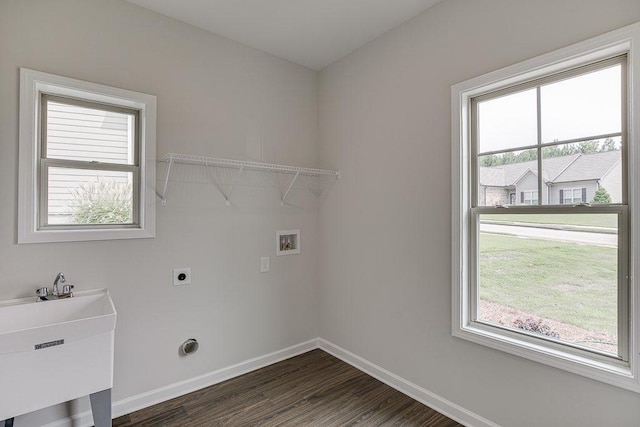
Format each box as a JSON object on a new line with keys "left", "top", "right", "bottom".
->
{"left": 480, "top": 139, "right": 621, "bottom": 168}
{"left": 601, "top": 138, "right": 619, "bottom": 152}
{"left": 578, "top": 140, "right": 599, "bottom": 154}
{"left": 69, "top": 179, "right": 133, "bottom": 224}
{"left": 592, "top": 186, "right": 612, "bottom": 204}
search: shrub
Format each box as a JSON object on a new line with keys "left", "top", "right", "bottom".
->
{"left": 513, "top": 317, "right": 560, "bottom": 339}
{"left": 69, "top": 179, "right": 132, "bottom": 224}
{"left": 592, "top": 187, "right": 612, "bottom": 204}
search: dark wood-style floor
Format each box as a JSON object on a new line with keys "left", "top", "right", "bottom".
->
{"left": 113, "top": 349, "right": 462, "bottom": 426}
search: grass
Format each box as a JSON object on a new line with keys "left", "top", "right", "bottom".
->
{"left": 479, "top": 232, "right": 617, "bottom": 335}
{"left": 481, "top": 213, "right": 617, "bottom": 229}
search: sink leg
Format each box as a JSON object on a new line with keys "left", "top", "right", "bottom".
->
{"left": 89, "top": 388, "right": 112, "bottom": 427}
{"left": 4, "top": 418, "right": 14, "bottom": 427}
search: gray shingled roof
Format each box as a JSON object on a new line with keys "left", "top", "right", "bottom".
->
{"left": 553, "top": 150, "right": 621, "bottom": 183}
{"left": 479, "top": 151, "right": 619, "bottom": 186}
{"left": 478, "top": 167, "right": 505, "bottom": 186}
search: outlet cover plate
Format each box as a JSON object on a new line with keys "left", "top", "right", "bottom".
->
{"left": 173, "top": 268, "right": 191, "bottom": 286}
{"left": 261, "top": 257, "right": 270, "bottom": 273}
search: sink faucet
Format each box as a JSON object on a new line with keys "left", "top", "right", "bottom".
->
{"left": 52, "top": 272, "right": 65, "bottom": 297}
{"left": 35, "top": 273, "right": 74, "bottom": 301}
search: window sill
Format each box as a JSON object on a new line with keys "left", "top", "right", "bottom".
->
{"left": 18, "top": 227, "right": 155, "bottom": 244}
{"left": 453, "top": 322, "right": 640, "bottom": 393}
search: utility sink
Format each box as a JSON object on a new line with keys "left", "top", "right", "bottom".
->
{"left": 0, "top": 289, "right": 116, "bottom": 421}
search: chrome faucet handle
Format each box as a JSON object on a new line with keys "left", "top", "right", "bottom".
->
{"left": 36, "top": 287, "right": 49, "bottom": 301}
{"left": 62, "top": 284, "right": 74, "bottom": 295}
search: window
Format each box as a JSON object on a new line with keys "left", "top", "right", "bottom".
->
{"left": 19, "top": 69, "right": 156, "bottom": 243}
{"left": 42, "top": 95, "right": 139, "bottom": 227}
{"left": 452, "top": 23, "right": 640, "bottom": 392}
{"left": 474, "top": 57, "right": 627, "bottom": 356}
{"left": 521, "top": 190, "right": 538, "bottom": 205}
{"left": 561, "top": 188, "right": 586, "bottom": 205}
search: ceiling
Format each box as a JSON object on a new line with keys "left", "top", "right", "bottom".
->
{"left": 126, "top": 0, "right": 442, "bottom": 70}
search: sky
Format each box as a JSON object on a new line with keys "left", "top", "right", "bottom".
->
{"left": 477, "top": 64, "right": 622, "bottom": 154}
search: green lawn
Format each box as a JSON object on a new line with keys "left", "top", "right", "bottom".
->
{"left": 481, "top": 213, "right": 617, "bottom": 229}
{"left": 479, "top": 232, "right": 617, "bottom": 335}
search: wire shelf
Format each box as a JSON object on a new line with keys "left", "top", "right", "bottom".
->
{"left": 158, "top": 153, "right": 340, "bottom": 206}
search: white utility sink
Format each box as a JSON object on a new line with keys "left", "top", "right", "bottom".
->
{"left": 0, "top": 289, "right": 116, "bottom": 421}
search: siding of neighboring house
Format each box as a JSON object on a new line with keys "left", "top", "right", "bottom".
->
{"left": 515, "top": 171, "right": 546, "bottom": 204}
{"left": 479, "top": 152, "right": 621, "bottom": 206}
{"left": 46, "top": 100, "right": 133, "bottom": 224}
{"left": 599, "top": 160, "right": 623, "bottom": 203}
{"left": 551, "top": 150, "right": 621, "bottom": 205}
{"left": 549, "top": 181, "right": 597, "bottom": 204}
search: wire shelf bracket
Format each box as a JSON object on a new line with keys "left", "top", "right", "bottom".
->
{"left": 158, "top": 153, "right": 340, "bottom": 206}
{"left": 160, "top": 156, "right": 174, "bottom": 206}
{"left": 224, "top": 165, "right": 244, "bottom": 206}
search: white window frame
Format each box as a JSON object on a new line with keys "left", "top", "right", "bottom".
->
{"left": 522, "top": 190, "right": 538, "bottom": 205}
{"left": 451, "top": 23, "right": 640, "bottom": 392}
{"left": 562, "top": 187, "right": 584, "bottom": 205}
{"left": 18, "top": 69, "right": 156, "bottom": 243}
{"left": 40, "top": 95, "right": 140, "bottom": 228}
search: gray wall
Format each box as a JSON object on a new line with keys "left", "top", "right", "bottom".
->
{"left": 318, "top": 1, "right": 640, "bottom": 426}
{"left": 1, "top": 1, "right": 320, "bottom": 425}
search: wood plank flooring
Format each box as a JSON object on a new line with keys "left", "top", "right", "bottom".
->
{"left": 113, "top": 349, "right": 462, "bottom": 426}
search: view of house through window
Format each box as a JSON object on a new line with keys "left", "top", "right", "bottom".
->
{"left": 42, "top": 96, "right": 138, "bottom": 226}
{"left": 472, "top": 57, "right": 626, "bottom": 357}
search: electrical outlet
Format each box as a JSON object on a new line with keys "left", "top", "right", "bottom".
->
{"left": 261, "top": 257, "right": 270, "bottom": 273}
{"left": 173, "top": 268, "right": 191, "bottom": 286}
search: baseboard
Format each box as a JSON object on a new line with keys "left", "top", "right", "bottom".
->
{"left": 318, "top": 338, "right": 500, "bottom": 427}
{"left": 44, "top": 338, "right": 319, "bottom": 427}
{"left": 44, "top": 337, "right": 497, "bottom": 427}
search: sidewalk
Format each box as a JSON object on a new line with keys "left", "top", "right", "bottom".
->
{"left": 480, "top": 219, "right": 617, "bottom": 235}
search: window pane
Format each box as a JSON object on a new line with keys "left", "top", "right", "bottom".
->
{"left": 477, "top": 88, "right": 537, "bottom": 153}
{"left": 478, "top": 150, "right": 537, "bottom": 207}
{"left": 47, "top": 167, "right": 133, "bottom": 225}
{"left": 542, "top": 138, "right": 622, "bottom": 205}
{"left": 521, "top": 190, "right": 539, "bottom": 205}
{"left": 46, "top": 99, "right": 135, "bottom": 165}
{"left": 541, "top": 65, "right": 621, "bottom": 143}
{"left": 478, "top": 213, "right": 618, "bottom": 355}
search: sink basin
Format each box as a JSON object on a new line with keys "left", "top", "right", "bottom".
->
{"left": 0, "top": 289, "right": 116, "bottom": 355}
{"left": 0, "top": 289, "right": 116, "bottom": 420}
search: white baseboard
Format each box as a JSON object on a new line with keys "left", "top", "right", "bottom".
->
{"left": 44, "top": 337, "right": 497, "bottom": 427}
{"left": 318, "top": 339, "right": 500, "bottom": 427}
{"left": 44, "top": 338, "right": 319, "bottom": 427}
